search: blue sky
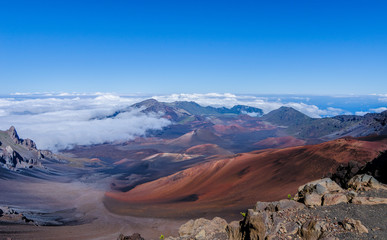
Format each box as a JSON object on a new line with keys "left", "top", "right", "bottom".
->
{"left": 0, "top": 1, "right": 386, "bottom": 94}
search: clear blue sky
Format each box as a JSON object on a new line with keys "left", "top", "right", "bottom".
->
{"left": 0, "top": 0, "right": 386, "bottom": 94}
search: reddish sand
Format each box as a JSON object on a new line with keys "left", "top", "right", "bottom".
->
{"left": 254, "top": 136, "right": 306, "bottom": 149}
{"left": 167, "top": 129, "right": 223, "bottom": 147}
{"left": 185, "top": 144, "right": 233, "bottom": 156}
{"left": 105, "top": 137, "right": 387, "bottom": 218}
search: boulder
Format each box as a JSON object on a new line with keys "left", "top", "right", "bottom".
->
{"left": 178, "top": 217, "right": 228, "bottom": 240}
{"left": 300, "top": 219, "right": 327, "bottom": 240}
{"left": 339, "top": 218, "right": 368, "bottom": 234}
{"left": 328, "top": 161, "right": 363, "bottom": 188}
{"left": 295, "top": 178, "right": 343, "bottom": 203}
{"left": 348, "top": 174, "right": 384, "bottom": 191}
{"left": 226, "top": 221, "right": 243, "bottom": 240}
{"left": 239, "top": 209, "right": 266, "bottom": 240}
{"left": 304, "top": 193, "right": 322, "bottom": 207}
{"left": 322, "top": 193, "right": 348, "bottom": 206}
{"left": 117, "top": 233, "right": 145, "bottom": 240}
{"left": 360, "top": 151, "right": 387, "bottom": 184}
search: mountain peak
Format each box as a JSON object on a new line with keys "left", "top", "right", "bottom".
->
{"left": 132, "top": 98, "right": 160, "bottom": 108}
{"left": 261, "top": 106, "right": 310, "bottom": 126}
{"left": 7, "top": 126, "right": 20, "bottom": 144}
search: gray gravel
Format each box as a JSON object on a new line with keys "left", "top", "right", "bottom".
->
{"left": 306, "top": 188, "right": 387, "bottom": 240}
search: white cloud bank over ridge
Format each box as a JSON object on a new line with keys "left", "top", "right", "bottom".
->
{"left": 0, "top": 92, "right": 384, "bottom": 151}
{"left": 152, "top": 93, "right": 349, "bottom": 118}
{"left": 0, "top": 94, "right": 170, "bottom": 151}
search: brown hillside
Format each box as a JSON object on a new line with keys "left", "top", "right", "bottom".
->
{"left": 104, "top": 136, "right": 387, "bottom": 218}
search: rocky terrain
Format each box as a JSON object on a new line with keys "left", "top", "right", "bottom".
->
{"left": 0, "top": 126, "right": 44, "bottom": 170}
{"left": 153, "top": 174, "right": 387, "bottom": 240}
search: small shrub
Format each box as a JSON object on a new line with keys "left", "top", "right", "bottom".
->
{"left": 240, "top": 212, "right": 246, "bottom": 217}
{"left": 287, "top": 194, "right": 294, "bottom": 200}
{"left": 160, "top": 234, "right": 165, "bottom": 239}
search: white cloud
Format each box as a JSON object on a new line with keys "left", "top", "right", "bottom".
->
{"left": 0, "top": 94, "right": 170, "bottom": 151}
{"left": 370, "top": 93, "right": 387, "bottom": 97}
{"left": 152, "top": 93, "right": 348, "bottom": 118}
{"left": 370, "top": 107, "right": 387, "bottom": 113}
{"left": 355, "top": 111, "right": 368, "bottom": 116}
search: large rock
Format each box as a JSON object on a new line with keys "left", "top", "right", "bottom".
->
{"left": 300, "top": 219, "right": 327, "bottom": 240}
{"left": 117, "top": 233, "right": 145, "bottom": 240}
{"left": 304, "top": 193, "right": 322, "bottom": 207}
{"left": 295, "top": 178, "right": 343, "bottom": 204}
{"left": 360, "top": 151, "right": 387, "bottom": 184}
{"left": 347, "top": 174, "right": 385, "bottom": 191}
{"left": 0, "top": 206, "right": 34, "bottom": 224}
{"left": 0, "top": 146, "right": 23, "bottom": 168}
{"left": 328, "top": 161, "right": 363, "bottom": 188}
{"left": 177, "top": 217, "right": 228, "bottom": 240}
{"left": 226, "top": 221, "right": 243, "bottom": 240}
{"left": 239, "top": 209, "right": 266, "bottom": 240}
{"left": 340, "top": 218, "right": 368, "bottom": 234}
{"left": 322, "top": 193, "right": 348, "bottom": 206}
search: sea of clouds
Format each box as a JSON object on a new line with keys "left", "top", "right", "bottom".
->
{"left": 0, "top": 92, "right": 385, "bottom": 151}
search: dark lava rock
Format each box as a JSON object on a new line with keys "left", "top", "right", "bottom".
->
{"left": 360, "top": 151, "right": 387, "bottom": 184}
{"left": 328, "top": 161, "right": 363, "bottom": 188}
{"left": 117, "top": 233, "right": 145, "bottom": 240}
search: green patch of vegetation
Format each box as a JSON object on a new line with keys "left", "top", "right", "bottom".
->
{"left": 160, "top": 234, "right": 165, "bottom": 239}
{"left": 287, "top": 194, "right": 294, "bottom": 200}
{"left": 240, "top": 212, "right": 246, "bottom": 217}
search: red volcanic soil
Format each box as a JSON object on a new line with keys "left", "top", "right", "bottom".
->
{"left": 104, "top": 137, "right": 387, "bottom": 218}
{"left": 185, "top": 144, "right": 233, "bottom": 156}
{"left": 254, "top": 136, "right": 306, "bottom": 149}
{"left": 167, "top": 128, "right": 223, "bottom": 147}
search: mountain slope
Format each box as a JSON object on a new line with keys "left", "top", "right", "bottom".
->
{"left": 0, "top": 126, "right": 43, "bottom": 170}
{"left": 261, "top": 107, "right": 387, "bottom": 139}
{"left": 104, "top": 99, "right": 263, "bottom": 123}
{"left": 260, "top": 106, "right": 311, "bottom": 126}
{"left": 104, "top": 136, "right": 387, "bottom": 218}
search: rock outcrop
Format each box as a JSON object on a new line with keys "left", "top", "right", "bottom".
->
{"left": 347, "top": 174, "right": 386, "bottom": 191}
{"left": 117, "top": 233, "right": 145, "bottom": 240}
{"left": 294, "top": 178, "right": 346, "bottom": 207}
{"left": 0, "top": 145, "right": 42, "bottom": 170}
{"left": 0, "top": 126, "right": 45, "bottom": 170}
{"left": 0, "top": 206, "right": 35, "bottom": 225}
{"left": 339, "top": 218, "right": 368, "bottom": 234}
{"left": 7, "top": 126, "right": 37, "bottom": 150}
{"left": 166, "top": 174, "right": 387, "bottom": 240}
{"left": 166, "top": 217, "right": 228, "bottom": 240}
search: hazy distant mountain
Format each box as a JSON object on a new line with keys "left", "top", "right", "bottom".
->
{"left": 101, "top": 99, "right": 263, "bottom": 122}
{"left": 260, "top": 106, "right": 311, "bottom": 126}
{"left": 261, "top": 107, "right": 387, "bottom": 139}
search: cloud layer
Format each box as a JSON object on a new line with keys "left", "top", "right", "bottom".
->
{"left": 0, "top": 94, "right": 170, "bottom": 151}
{"left": 0, "top": 93, "right": 385, "bottom": 151}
